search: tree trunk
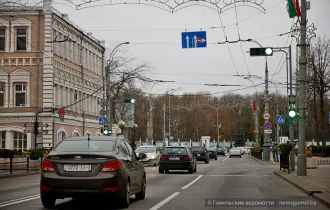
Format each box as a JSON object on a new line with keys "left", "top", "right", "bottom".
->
{"left": 319, "top": 91, "right": 326, "bottom": 146}
{"left": 313, "top": 63, "right": 320, "bottom": 145}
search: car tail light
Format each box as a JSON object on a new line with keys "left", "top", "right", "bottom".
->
{"left": 204, "top": 152, "right": 208, "bottom": 156}
{"left": 41, "top": 160, "right": 54, "bottom": 172}
{"left": 102, "top": 160, "right": 122, "bottom": 172}
{"left": 40, "top": 186, "right": 51, "bottom": 191}
{"left": 104, "top": 186, "right": 118, "bottom": 192}
{"left": 160, "top": 156, "right": 166, "bottom": 161}
{"left": 183, "top": 156, "right": 191, "bottom": 161}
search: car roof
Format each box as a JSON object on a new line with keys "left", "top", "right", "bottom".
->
{"left": 63, "top": 136, "right": 122, "bottom": 141}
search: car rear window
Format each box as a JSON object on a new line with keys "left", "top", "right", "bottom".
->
{"left": 163, "top": 147, "right": 187, "bottom": 155}
{"left": 54, "top": 140, "right": 115, "bottom": 152}
{"left": 191, "top": 147, "right": 204, "bottom": 152}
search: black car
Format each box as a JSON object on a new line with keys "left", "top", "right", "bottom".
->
{"left": 40, "top": 136, "right": 147, "bottom": 209}
{"left": 216, "top": 148, "right": 226, "bottom": 156}
{"left": 207, "top": 148, "right": 217, "bottom": 160}
{"left": 191, "top": 146, "right": 209, "bottom": 163}
{"left": 159, "top": 146, "right": 197, "bottom": 174}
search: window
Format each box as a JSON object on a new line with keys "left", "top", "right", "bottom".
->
{"left": 13, "top": 131, "right": 27, "bottom": 151}
{"left": 0, "top": 131, "right": 5, "bottom": 149}
{"left": 136, "top": 147, "right": 156, "bottom": 154}
{"left": 73, "top": 132, "right": 80, "bottom": 137}
{"left": 14, "top": 83, "right": 26, "bottom": 107}
{"left": 0, "top": 27, "right": 5, "bottom": 51}
{"left": 124, "top": 141, "right": 136, "bottom": 159}
{"left": 57, "top": 131, "right": 66, "bottom": 143}
{"left": 163, "top": 147, "right": 188, "bottom": 155}
{"left": 120, "top": 141, "right": 129, "bottom": 156}
{"left": 0, "top": 82, "right": 4, "bottom": 107}
{"left": 16, "top": 28, "right": 27, "bottom": 51}
{"left": 54, "top": 140, "right": 116, "bottom": 152}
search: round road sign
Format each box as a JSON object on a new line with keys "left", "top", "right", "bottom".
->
{"left": 263, "top": 113, "right": 270, "bottom": 120}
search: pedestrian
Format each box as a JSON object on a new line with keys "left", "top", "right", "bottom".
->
{"left": 275, "top": 145, "right": 279, "bottom": 162}
{"left": 271, "top": 144, "right": 276, "bottom": 162}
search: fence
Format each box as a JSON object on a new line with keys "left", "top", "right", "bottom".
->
{"left": 0, "top": 157, "right": 42, "bottom": 174}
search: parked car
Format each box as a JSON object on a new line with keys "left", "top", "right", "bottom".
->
{"left": 135, "top": 145, "right": 161, "bottom": 166}
{"left": 207, "top": 147, "right": 218, "bottom": 160}
{"left": 216, "top": 148, "right": 226, "bottom": 156}
{"left": 191, "top": 146, "right": 209, "bottom": 163}
{"left": 229, "top": 147, "right": 242, "bottom": 158}
{"left": 159, "top": 146, "right": 197, "bottom": 173}
{"left": 40, "top": 136, "right": 147, "bottom": 209}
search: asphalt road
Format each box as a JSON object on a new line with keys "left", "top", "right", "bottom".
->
{"left": 0, "top": 154, "right": 327, "bottom": 210}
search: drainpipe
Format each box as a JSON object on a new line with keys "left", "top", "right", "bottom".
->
{"left": 34, "top": 11, "right": 41, "bottom": 149}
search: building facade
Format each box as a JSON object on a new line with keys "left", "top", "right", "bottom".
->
{"left": 0, "top": 0, "right": 105, "bottom": 150}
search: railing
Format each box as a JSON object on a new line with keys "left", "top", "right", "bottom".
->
{"left": 0, "top": 157, "right": 42, "bottom": 174}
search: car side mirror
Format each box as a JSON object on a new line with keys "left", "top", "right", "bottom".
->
{"left": 138, "top": 153, "right": 147, "bottom": 160}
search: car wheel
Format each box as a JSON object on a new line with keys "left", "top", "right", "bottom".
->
{"left": 118, "top": 181, "right": 130, "bottom": 208}
{"left": 188, "top": 167, "right": 193, "bottom": 174}
{"left": 158, "top": 168, "right": 164, "bottom": 174}
{"left": 165, "top": 169, "right": 170, "bottom": 173}
{"left": 240, "top": 156, "right": 242, "bottom": 158}
{"left": 41, "top": 194, "right": 56, "bottom": 209}
{"left": 205, "top": 159, "right": 209, "bottom": 164}
{"left": 215, "top": 157, "right": 217, "bottom": 160}
{"left": 135, "top": 176, "right": 146, "bottom": 200}
{"left": 230, "top": 156, "right": 232, "bottom": 158}
{"left": 223, "top": 154, "right": 225, "bottom": 156}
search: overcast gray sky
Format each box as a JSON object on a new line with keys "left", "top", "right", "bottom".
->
{"left": 52, "top": 0, "right": 330, "bottom": 97}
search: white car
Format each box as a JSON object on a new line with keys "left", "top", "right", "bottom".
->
{"left": 135, "top": 145, "right": 161, "bottom": 166}
{"left": 229, "top": 148, "right": 242, "bottom": 158}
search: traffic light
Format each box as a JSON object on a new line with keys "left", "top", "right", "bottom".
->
{"left": 288, "top": 95, "right": 296, "bottom": 118}
{"left": 123, "top": 98, "right": 136, "bottom": 104}
{"left": 250, "top": 47, "right": 273, "bottom": 56}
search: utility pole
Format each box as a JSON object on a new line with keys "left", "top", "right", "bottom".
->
{"left": 168, "top": 93, "right": 171, "bottom": 142}
{"left": 163, "top": 101, "right": 166, "bottom": 144}
{"left": 297, "top": 0, "right": 308, "bottom": 176}
{"left": 288, "top": 45, "right": 295, "bottom": 171}
{"left": 263, "top": 61, "right": 271, "bottom": 161}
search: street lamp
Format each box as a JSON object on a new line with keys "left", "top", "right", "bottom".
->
{"left": 105, "top": 42, "right": 129, "bottom": 136}
{"left": 168, "top": 87, "right": 182, "bottom": 144}
{"left": 132, "top": 123, "right": 138, "bottom": 149}
{"left": 118, "top": 120, "right": 126, "bottom": 135}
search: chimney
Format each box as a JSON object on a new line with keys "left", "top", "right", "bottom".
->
{"left": 62, "top": 14, "right": 69, "bottom": 20}
{"left": 87, "top": 33, "right": 92, "bottom": 37}
{"left": 43, "top": 0, "right": 52, "bottom": 12}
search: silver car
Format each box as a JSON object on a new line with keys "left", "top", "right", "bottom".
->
{"left": 135, "top": 146, "right": 161, "bottom": 166}
{"left": 229, "top": 148, "right": 242, "bottom": 158}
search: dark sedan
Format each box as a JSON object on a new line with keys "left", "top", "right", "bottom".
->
{"left": 191, "top": 146, "right": 209, "bottom": 163}
{"left": 207, "top": 148, "right": 217, "bottom": 160}
{"left": 40, "top": 136, "right": 147, "bottom": 209}
{"left": 216, "top": 148, "right": 226, "bottom": 156}
{"left": 159, "top": 146, "right": 196, "bottom": 174}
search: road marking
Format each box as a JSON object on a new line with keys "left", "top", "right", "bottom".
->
{"left": 222, "top": 156, "right": 230, "bottom": 161}
{"left": 149, "top": 192, "right": 180, "bottom": 210}
{"left": 206, "top": 174, "right": 273, "bottom": 177}
{"left": 0, "top": 195, "right": 40, "bottom": 207}
{"left": 181, "top": 175, "right": 203, "bottom": 190}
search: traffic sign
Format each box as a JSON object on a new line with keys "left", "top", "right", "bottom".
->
{"left": 264, "top": 130, "right": 272, "bottom": 134}
{"left": 263, "top": 113, "right": 270, "bottom": 120}
{"left": 276, "top": 115, "right": 285, "bottom": 124}
{"left": 98, "top": 117, "right": 107, "bottom": 125}
{"left": 264, "top": 122, "right": 272, "bottom": 129}
{"left": 181, "top": 31, "right": 207, "bottom": 49}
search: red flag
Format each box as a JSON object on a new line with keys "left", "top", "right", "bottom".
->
{"left": 294, "top": 0, "right": 301, "bottom": 17}
{"left": 58, "top": 108, "right": 65, "bottom": 121}
{"left": 253, "top": 101, "right": 257, "bottom": 111}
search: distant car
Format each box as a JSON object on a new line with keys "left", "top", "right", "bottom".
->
{"left": 159, "top": 146, "right": 197, "bottom": 174}
{"left": 40, "top": 136, "right": 147, "bottom": 209}
{"left": 216, "top": 148, "right": 226, "bottom": 156}
{"left": 207, "top": 148, "right": 218, "bottom": 160}
{"left": 135, "top": 145, "right": 161, "bottom": 166}
{"left": 229, "top": 148, "right": 242, "bottom": 158}
{"left": 191, "top": 146, "right": 209, "bottom": 163}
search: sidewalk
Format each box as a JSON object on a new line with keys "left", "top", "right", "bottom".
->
{"left": 248, "top": 153, "right": 279, "bottom": 165}
{"left": 0, "top": 170, "right": 40, "bottom": 179}
{"left": 274, "top": 165, "right": 330, "bottom": 208}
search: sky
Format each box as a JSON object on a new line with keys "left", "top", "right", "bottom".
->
{"left": 49, "top": 0, "right": 330, "bottom": 97}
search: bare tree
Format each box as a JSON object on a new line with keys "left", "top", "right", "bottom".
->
{"left": 308, "top": 36, "right": 330, "bottom": 146}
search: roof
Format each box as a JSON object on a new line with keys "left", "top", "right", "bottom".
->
{"left": 64, "top": 136, "right": 123, "bottom": 141}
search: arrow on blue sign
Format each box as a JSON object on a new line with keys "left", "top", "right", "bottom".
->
{"left": 181, "top": 31, "right": 207, "bottom": 49}
{"left": 276, "top": 115, "right": 285, "bottom": 124}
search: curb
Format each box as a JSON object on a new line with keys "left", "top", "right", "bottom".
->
{"left": 273, "top": 171, "right": 330, "bottom": 208}
{"left": 248, "top": 154, "right": 262, "bottom": 163}
{"left": 0, "top": 171, "right": 40, "bottom": 179}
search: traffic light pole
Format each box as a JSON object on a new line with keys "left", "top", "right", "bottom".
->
{"left": 273, "top": 46, "right": 295, "bottom": 171}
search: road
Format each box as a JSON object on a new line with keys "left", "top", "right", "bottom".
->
{"left": 0, "top": 155, "right": 327, "bottom": 210}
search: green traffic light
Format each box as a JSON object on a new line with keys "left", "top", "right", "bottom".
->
{"left": 131, "top": 99, "right": 136, "bottom": 104}
{"left": 250, "top": 47, "right": 273, "bottom": 56}
{"left": 289, "top": 109, "right": 296, "bottom": 118}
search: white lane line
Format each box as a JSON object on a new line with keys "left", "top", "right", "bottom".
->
{"left": 181, "top": 175, "right": 203, "bottom": 190}
{"left": 222, "top": 156, "right": 230, "bottom": 161}
{"left": 206, "top": 174, "right": 273, "bottom": 177}
{"left": 149, "top": 192, "right": 180, "bottom": 210}
{"left": 0, "top": 195, "right": 40, "bottom": 207}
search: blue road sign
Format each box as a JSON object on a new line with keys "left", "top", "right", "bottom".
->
{"left": 276, "top": 115, "right": 285, "bottom": 124}
{"left": 264, "top": 122, "right": 272, "bottom": 129}
{"left": 98, "top": 117, "right": 107, "bottom": 125}
{"left": 181, "top": 31, "right": 207, "bottom": 49}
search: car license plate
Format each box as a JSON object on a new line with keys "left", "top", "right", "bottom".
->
{"left": 169, "top": 157, "right": 180, "bottom": 160}
{"left": 197, "top": 154, "right": 201, "bottom": 156}
{"left": 64, "top": 164, "right": 91, "bottom": 172}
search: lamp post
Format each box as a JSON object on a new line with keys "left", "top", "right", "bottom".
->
{"left": 132, "top": 123, "right": 138, "bottom": 150}
{"left": 168, "top": 87, "right": 182, "bottom": 143}
{"left": 106, "top": 42, "right": 129, "bottom": 136}
{"left": 118, "top": 120, "right": 126, "bottom": 136}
